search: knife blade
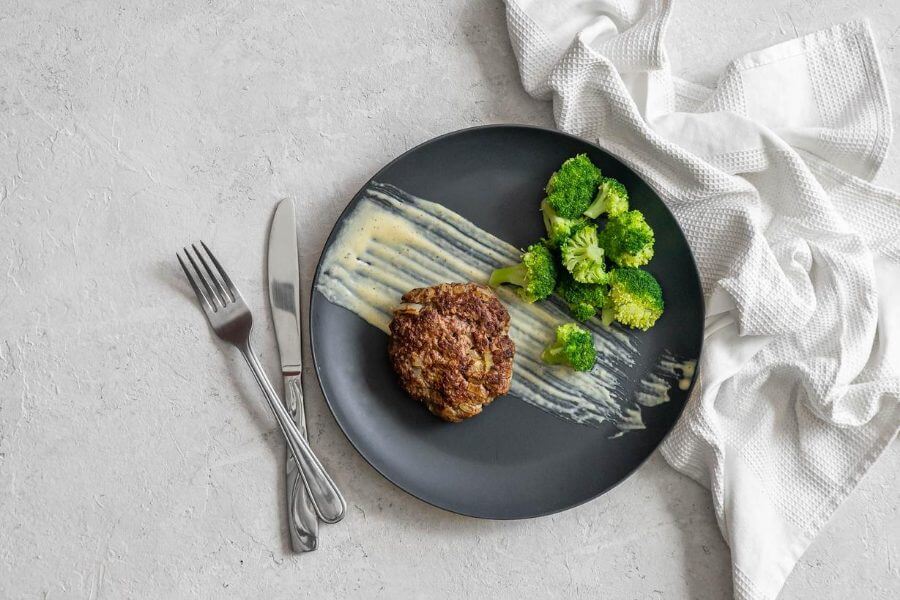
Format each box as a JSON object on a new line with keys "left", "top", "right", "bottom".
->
{"left": 267, "top": 197, "right": 320, "bottom": 552}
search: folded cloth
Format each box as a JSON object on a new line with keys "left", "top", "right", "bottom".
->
{"left": 503, "top": 1, "right": 900, "bottom": 598}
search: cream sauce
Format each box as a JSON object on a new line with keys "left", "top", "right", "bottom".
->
{"left": 317, "top": 183, "right": 693, "bottom": 431}
{"left": 636, "top": 354, "right": 698, "bottom": 406}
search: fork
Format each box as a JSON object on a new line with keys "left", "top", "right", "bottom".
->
{"left": 177, "top": 242, "right": 346, "bottom": 524}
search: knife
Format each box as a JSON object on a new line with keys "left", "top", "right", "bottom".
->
{"left": 267, "top": 198, "right": 341, "bottom": 552}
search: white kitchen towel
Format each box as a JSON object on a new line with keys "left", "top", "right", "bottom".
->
{"left": 503, "top": 1, "right": 900, "bottom": 598}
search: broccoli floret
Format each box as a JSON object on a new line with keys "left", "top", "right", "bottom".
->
{"left": 541, "top": 199, "right": 586, "bottom": 248}
{"left": 544, "top": 154, "right": 602, "bottom": 218}
{"left": 597, "top": 210, "right": 655, "bottom": 267}
{"left": 584, "top": 177, "right": 629, "bottom": 219}
{"left": 541, "top": 323, "right": 597, "bottom": 372}
{"left": 489, "top": 242, "right": 558, "bottom": 302}
{"left": 556, "top": 271, "right": 607, "bottom": 321}
{"left": 601, "top": 267, "right": 664, "bottom": 330}
{"left": 560, "top": 223, "right": 608, "bottom": 284}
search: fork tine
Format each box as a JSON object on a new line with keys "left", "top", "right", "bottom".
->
{"left": 185, "top": 246, "right": 223, "bottom": 309}
{"left": 192, "top": 242, "right": 232, "bottom": 303}
{"left": 200, "top": 241, "right": 237, "bottom": 298}
{"left": 177, "top": 252, "right": 215, "bottom": 313}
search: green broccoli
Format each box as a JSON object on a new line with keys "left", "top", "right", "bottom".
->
{"left": 597, "top": 210, "right": 655, "bottom": 267}
{"left": 560, "top": 223, "right": 608, "bottom": 284}
{"left": 583, "top": 177, "right": 629, "bottom": 219}
{"left": 489, "top": 242, "right": 558, "bottom": 302}
{"left": 556, "top": 271, "right": 607, "bottom": 321}
{"left": 544, "top": 154, "right": 602, "bottom": 218}
{"left": 541, "top": 322, "right": 597, "bottom": 372}
{"left": 541, "top": 199, "right": 586, "bottom": 248}
{"left": 602, "top": 267, "right": 664, "bottom": 330}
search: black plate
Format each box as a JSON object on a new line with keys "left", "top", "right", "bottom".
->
{"left": 310, "top": 125, "right": 703, "bottom": 519}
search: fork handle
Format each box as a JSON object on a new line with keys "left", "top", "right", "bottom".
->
{"left": 239, "top": 342, "right": 346, "bottom": 524}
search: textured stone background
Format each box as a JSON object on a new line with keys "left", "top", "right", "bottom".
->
{"left": 0, "top": 1, "right": 897, "bottom": 598}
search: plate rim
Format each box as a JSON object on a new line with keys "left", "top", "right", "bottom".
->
{"left": 308, "top": 123, "right": 705, "bottom": 520}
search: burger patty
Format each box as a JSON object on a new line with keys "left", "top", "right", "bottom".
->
{"left": 388, "top": 283, "right": 515, "bottom": 422}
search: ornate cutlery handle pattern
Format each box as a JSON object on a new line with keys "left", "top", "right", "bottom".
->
{"left": 239, "top": 342, "right": 346, "bottom": 524}
{"left": 284, "top": 374, "right": 319, "bottom": 551}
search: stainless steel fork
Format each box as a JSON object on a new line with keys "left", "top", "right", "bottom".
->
{"left": 177, "top": 242, "right": 346, "bottom": 524}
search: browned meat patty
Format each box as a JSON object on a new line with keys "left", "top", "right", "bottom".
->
{"left": 388, "top": 283, "right": 515, "bottom": 422}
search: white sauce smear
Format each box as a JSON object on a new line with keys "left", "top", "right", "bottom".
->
{"left": 317, "top": 183, "right": 696, "bottom": 431}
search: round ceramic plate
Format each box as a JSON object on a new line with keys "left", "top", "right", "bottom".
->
{"left": 310, "top": 125, "right": 704, "bottom": 519}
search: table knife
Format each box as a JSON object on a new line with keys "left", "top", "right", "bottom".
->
{"left": 267, "top": 198, "right": 343, "bottom": 551}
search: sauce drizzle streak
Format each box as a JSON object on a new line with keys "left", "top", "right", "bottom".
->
{"left": 317, "top": 183, "right": 695, "bottom": 431}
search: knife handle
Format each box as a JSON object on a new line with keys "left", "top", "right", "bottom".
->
{"left": 284, "top": 374, "right": 319, "bottom": 552}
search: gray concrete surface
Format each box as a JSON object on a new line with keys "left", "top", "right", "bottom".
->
{"left": 0, "top": 1, "right": 896, "bottom": 598}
